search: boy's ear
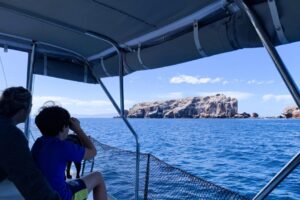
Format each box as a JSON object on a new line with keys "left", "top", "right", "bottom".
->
{"left": 62, "top": 125, "right": 69, "bottom": 131}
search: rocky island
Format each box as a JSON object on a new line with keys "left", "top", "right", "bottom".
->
{"left": 282, "top": 105, "right": 300, "bottom": 118}
{"left": 127, "top": 94, "right": 252, "bottom": 118}
{"left": 121, "top": 94, "right": 300, "bottom": 119}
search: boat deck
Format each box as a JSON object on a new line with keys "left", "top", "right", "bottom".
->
{"left": 0, "top": 179, "right": 116, "bottom": 200}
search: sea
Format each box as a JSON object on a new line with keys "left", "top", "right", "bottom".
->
{"left": 29, "top": 118, "right": 300, "bottom": 200}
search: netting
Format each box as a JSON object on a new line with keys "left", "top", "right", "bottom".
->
{"left": 84, "top": 138, "right": 250, "bottom": 200}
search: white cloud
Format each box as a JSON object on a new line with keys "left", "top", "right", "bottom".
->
{"left": 124, "top": 99, "right": 136, "bottom": 107}
{"left": 32, "top": 96, "right": 134, "bottom": 115}
{"left": 233, "top": 79, "right": 242, "bottom": 83}
{"left": 247, "top": 80, "right": 274, "bottom": 85}
{"left": 170, "top": 75, "right": 222, "bottom": 84}
{"left": 222, "top": 81, "right": 229, "bottom": 85}
{"left": 262, "top": 94, "right": 293, "bottom": 102}
{"left": 197, "top": 91, "right": 254, "bottom": 100}
{"left": 170, "top": 75, "right": 274, "bottom": 86}
{"left": 33, "top": 96, "right": 111, "bottom": 107}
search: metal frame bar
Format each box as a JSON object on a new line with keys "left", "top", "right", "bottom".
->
{"left": 0, "top": 7, "right": 142, "bottom": 194}
{"left": 253, "top": 153, "right": 300, "bottom": 200}
{"left": 88, "top": 66, "right": 140, "bottom": 200}
{"left": 119, "top": 51, "right": 125, "bottom": 116}
{"left": 137, "top": 44, "right": 149, "bottom": 70}
{"left": 81, "top": 158, "right": 95, "bottom": 176}
{"left": 24, "top": 42, "right": 36, "bottom": 139}
{"left": 267, "top": 0, "right": 288, "bottom": 44}
{"left": 193, "top": 20, "right": 207, "bottom": 57}
{"left": 143, "top": 154, "right": 151, "bottom": 200}
{"left": 0, "top": 32, "right": 85, "bottom": 60}
{"left": 236, "top": 0, "right": 300, "bottom": 199}
{"left": 0, "top": 0, "right": 233, "bottom": 63}
{"left": 100, "top": 57, "right": 111, "bottom": 77}
{"left": 35, "top": 41, "right": 86, "bottom": 61}
{"left": 236, "top": 0, "right": 300, "bottom": 108}
{"left": 0, "top": 4, "right": 141, "bottom": 193}
{"left": 85, "top": 32, "right": 140, "bottom": 200}
{"left": 87, "top": 0, "right": 230, "bottom": 61}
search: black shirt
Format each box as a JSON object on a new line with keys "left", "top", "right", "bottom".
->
{"left": 0, "top": 115, "right": 60, "bottom": 200}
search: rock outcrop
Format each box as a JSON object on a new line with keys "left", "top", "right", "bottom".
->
{"left": 282, "top": 105, "right": 300, "bottom": 118}
{"left": 252, "top": 112, "right": 259, "bottom": 118}
{"left": 127, "top": 94, "right": 238, "bottom": 118}
{"left": 233, "top": 112, "right": 251, "bottom": 118}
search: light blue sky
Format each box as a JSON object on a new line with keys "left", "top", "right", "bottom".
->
{"left": 0, "top": 42, "right": 299, "bottom": 117}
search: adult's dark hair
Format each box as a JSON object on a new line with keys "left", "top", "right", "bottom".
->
{"left": 0, "top": 86, "right": 32, "bottom": 118}
{"left": 35, "top": 105, "right": 70, "bottom": 136}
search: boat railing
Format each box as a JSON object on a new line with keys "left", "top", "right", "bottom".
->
{"left": 236, "top": 0, "right": 300, "bottom": 199}
{"left": 81, "top": 158, "right": 95, "bottom": 176}
{"left": 253, "top": 152, "right": 300, "bottom": 200}
{"left": 20, "top": 0, "right": 300, "bottom": 199}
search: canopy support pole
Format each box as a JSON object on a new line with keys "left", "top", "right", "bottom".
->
{"left": 119, "top": 50, "right": 141, "bottom": 200}
{"left": 90, "top": 72, "right": 140, "bottom": 200}
{"left": 24, "top": 42, "right": 36, "bottom": 139}
{"left": 119, "top": 52, "right": 125, "bottom": 116}
{"left": 253, "top": 153, "right": 300, "bottom": 200}
{"left": 85, "top": 32, "right": 140, "bottom": 200}
{"left": 236, "top": 0, "right": 300, "bottom": 199}
{"left": 236, "top": 0, "right": 300, "bottom": 108}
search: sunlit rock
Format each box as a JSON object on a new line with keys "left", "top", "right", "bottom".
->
{"left": 282, "top": 105, "right": 300, "bottom": 118}
{"left": 252, "top": 112, "right": 259, "bottom": 118}
{"left": 127, "top": 94, "right": 239, "bottom": 118}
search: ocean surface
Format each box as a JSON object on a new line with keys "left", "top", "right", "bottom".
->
{"left": 30, "top": 119, "right": 300, "bottom": 199}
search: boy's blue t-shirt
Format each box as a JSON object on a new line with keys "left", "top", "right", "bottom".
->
{"left": 31, "top": 136, "right": 85, "bottom": 200}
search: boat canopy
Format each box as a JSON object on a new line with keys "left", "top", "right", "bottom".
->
{"left": 0, "top": 0, "right": 299, "bottom": 83}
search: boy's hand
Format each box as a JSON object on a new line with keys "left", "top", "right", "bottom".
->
{"left": 69, "top": 117, "right": 83, "bottom": 134}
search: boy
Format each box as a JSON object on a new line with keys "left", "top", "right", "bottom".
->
{"left": 32, "top": 105, "right": 107, "bottom": 200}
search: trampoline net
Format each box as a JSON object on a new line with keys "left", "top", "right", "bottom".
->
{"left": 84, "top": 138, "right": 250, "bottom": 200}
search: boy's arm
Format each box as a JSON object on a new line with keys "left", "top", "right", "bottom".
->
{"left": 69, "top": 117, "right": 97, "bottom": 160}
{"left": 3, "top": 129, "right": 60, "bottom": 200}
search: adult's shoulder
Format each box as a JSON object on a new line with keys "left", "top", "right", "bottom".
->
{"left": 0, "top": 123, "right": 27, "bottom": 145}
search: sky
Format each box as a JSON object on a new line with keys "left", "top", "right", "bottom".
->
{"left": 0, "top": 42, "right": 300, "bottom": 117}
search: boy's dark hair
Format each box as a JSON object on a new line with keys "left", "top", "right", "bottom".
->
{"left": 35, "top": 105, "right": 70, "bottom": 136}
{"left": 0, "top": 86, "right": 32, "bottom": 118}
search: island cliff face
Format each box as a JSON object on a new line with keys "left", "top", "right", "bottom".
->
{"left": 127, "top": 94, "right": 238, "bottom": 118}
{"left": 282, "top": 105, "right": 300, "bottom": 118}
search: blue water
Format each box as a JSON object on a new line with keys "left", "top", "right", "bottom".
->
{"left": 30, "top": 119, "right": 300, "bottom": 199}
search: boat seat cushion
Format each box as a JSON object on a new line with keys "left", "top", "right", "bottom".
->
{"left": 0, "top": 179, "right": 24, "bottom": 200}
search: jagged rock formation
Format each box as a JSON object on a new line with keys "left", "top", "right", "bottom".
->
{"left": 233, "top": 112, "right": 251, "bottom": 118}
{"left": 252, "top": 112, "right": 259, "bottom": 118}
{"left": 127, "top": 94, "right": 238, "bottom": 118}
{"left": 282, "top": 105, "right": 300, "bottom": 118}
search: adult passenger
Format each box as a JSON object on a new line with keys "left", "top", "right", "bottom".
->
{"left": 0, "top": 86, "right": 60, "bottom": 200}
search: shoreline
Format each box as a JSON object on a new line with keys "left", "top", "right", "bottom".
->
{"left": 112, "top": 116, "right": 300, "bottom": 119}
